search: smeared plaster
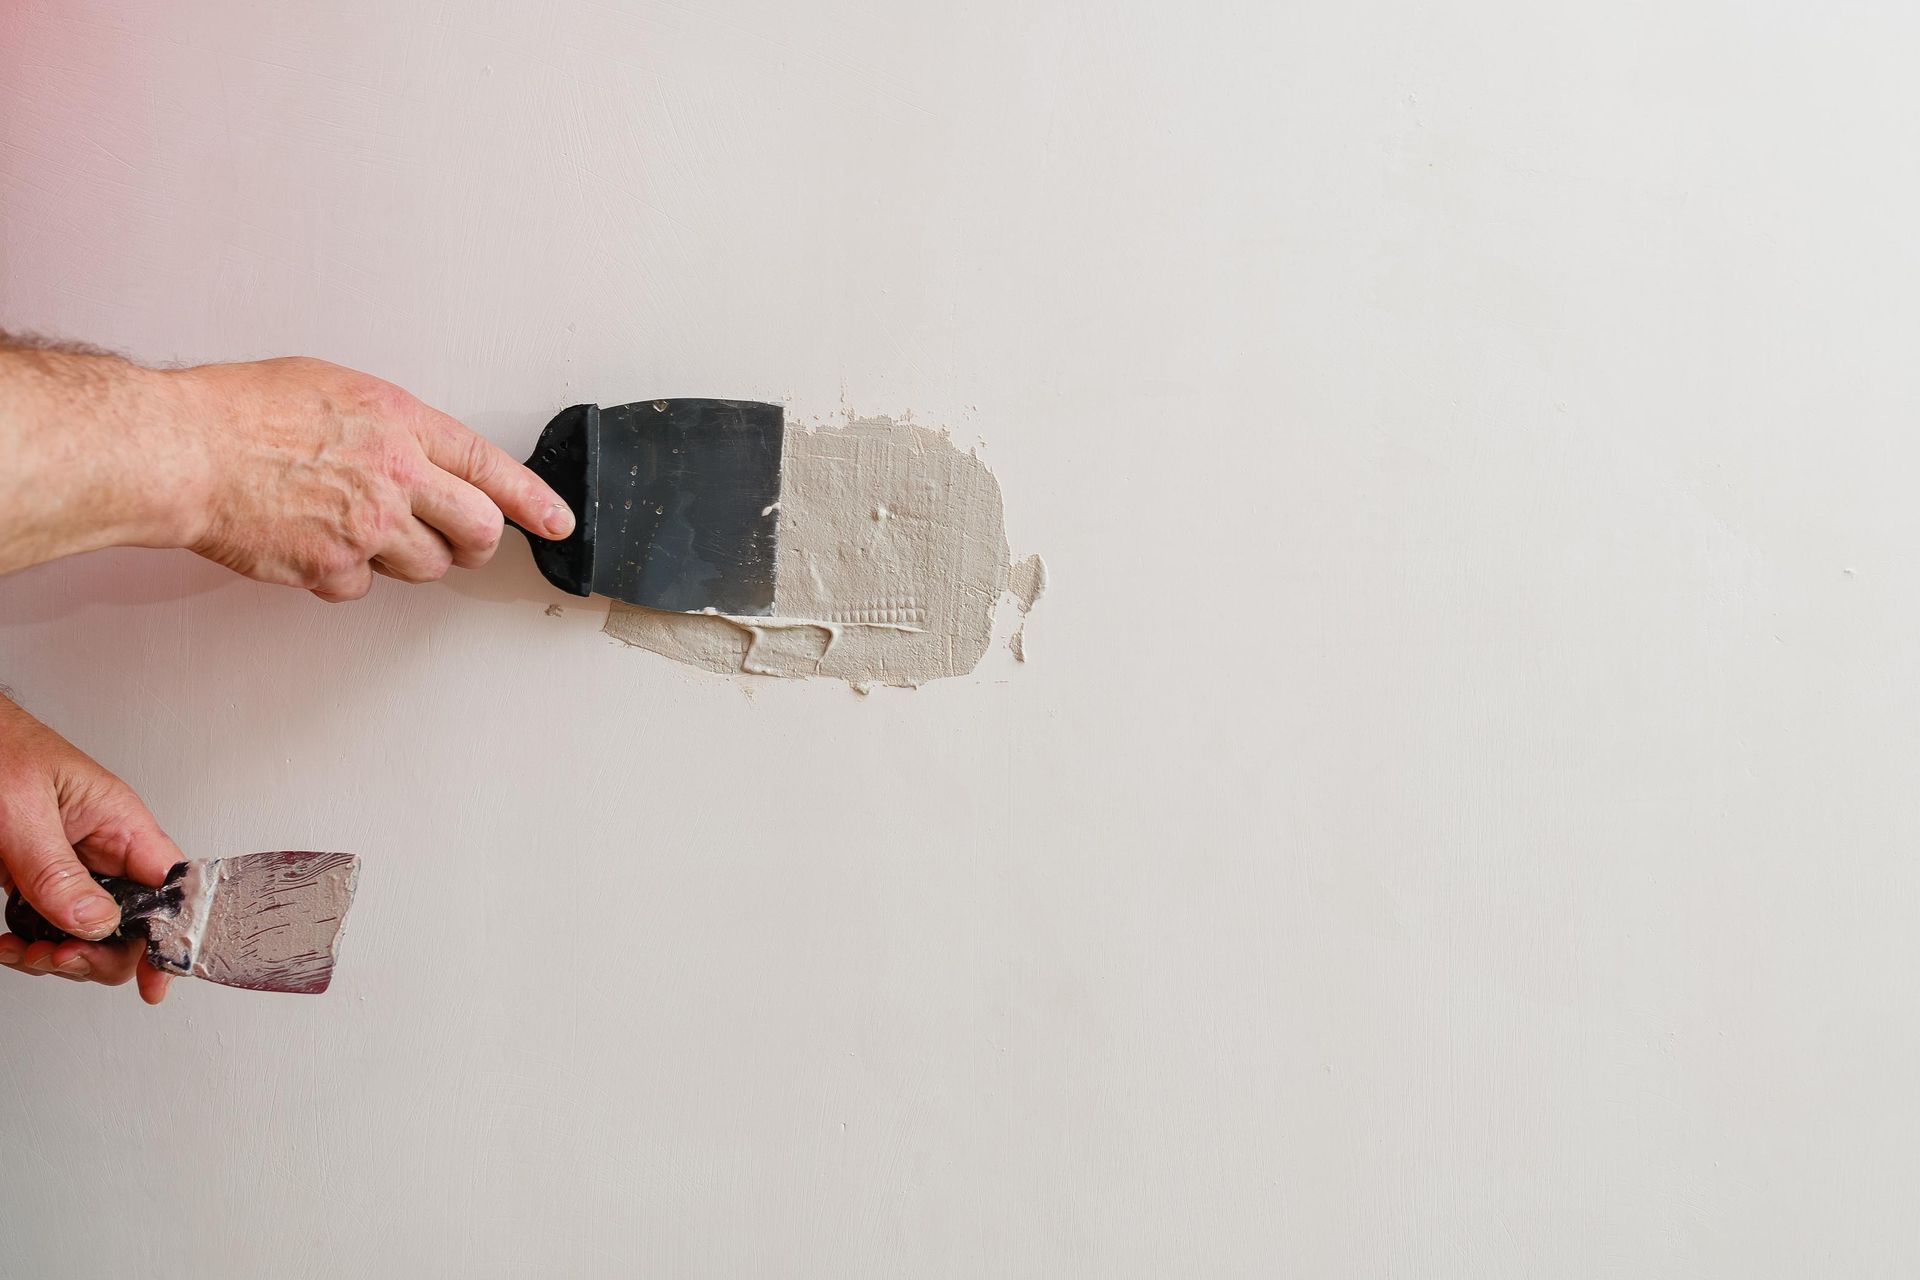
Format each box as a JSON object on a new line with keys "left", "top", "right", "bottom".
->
{"left": 1008, "top": 553, "right": 1048, "bottom": 662}
{"left": 604, "top": 415, "right": 1041, "bottom": 687}
{"left": 190, "top": 854, "right": 358, "bottom": 991}
{"left": 146, "top": 852, "right": 359, "bottom": 993}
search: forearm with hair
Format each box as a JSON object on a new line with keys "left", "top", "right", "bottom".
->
{"left": 0, "top": 332, "right": 204, "bottom": 575}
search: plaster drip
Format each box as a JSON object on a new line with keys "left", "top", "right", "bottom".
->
{"left": 604, "top": 415, "right": 1043, "bottom": 687}
{"left": 694, "top": 612, "right": 927, "bottom": 676}
{"left": 1008, "top": 553, "right": 1048, "bottom": 662}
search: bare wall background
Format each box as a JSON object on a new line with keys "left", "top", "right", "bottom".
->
{"left": 4, "top": 0, "right": 1919, "bottom": 1275}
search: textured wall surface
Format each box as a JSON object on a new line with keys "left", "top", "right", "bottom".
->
{"left": 6, "top": 1, "right": 1920, "bottom": 1275}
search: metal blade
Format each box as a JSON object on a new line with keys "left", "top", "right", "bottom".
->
{"left": 179, "top": 851, "right": 360, "bottom": 994}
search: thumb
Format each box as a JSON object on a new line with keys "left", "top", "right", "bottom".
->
{"left": 1, "top": 794, "right": 120, "bottom": 941}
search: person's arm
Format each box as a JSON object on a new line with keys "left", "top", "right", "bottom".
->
{"left": 0, "top": 334, "right": 574, "bottom": 597}
{"left": 0, "top": 334, "right": 577, "bottom": 1002}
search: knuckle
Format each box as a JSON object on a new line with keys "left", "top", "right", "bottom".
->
{"left": 312, "top": 565, "right": 373, "bottom": 601}
{"left": 385, "top": 434, "right": 442, "bottom": 491}
{"left": 461, "top": 433, "right": 499, "bottom": 483}
{"left": 455, "top": 537, "right": 499, "bottom": 570}
{"left": 347, "top": 514, "right": 394, "bottom": 560}
{"left": 381, "top": 443, "right": 422, "bottom": 487}
{"left": 339, "top": 530, "right": 380, "bottom": 569}
{"left": 349, "top": 373, "right": 414, "bottom": 422}
{"left": 23, "top": 857, "right": 85, "bottom": 904}
{"left": 470, "top": 501, "right": 505, "bottom": 545}
{"left": 266, "top": 355, "right": 329, "bottom": 380}
{"left": 400, "top": 548, "right": 452, "bottom": 584}
{"left": 451, "top": 503, "right": 503, "bottom": 555}
{"left": 303, "top": 549, "right": 363, "bottom": 589}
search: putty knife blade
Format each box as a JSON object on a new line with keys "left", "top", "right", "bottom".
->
{"left": 515, "top": 398, "right": 785, "bottom": 615}
{"left": 147, "top": 851, "right": 361, "bottom": 994}
{"left": 3, "top": 850, "right": 362, "bottom": 995}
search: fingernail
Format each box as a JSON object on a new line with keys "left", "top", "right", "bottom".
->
{"left": 72, "top": 895, "right": 119, "bottom": 940}
{"left": 546, "top": 502, "right": 575, "bottom": 538}
{"left": 59, "top": 958, "right": 90, "bottom": 979}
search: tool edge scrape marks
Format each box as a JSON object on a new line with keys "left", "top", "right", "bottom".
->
{"left": 603, "top": 415, "right": 1042, "bottom": 688}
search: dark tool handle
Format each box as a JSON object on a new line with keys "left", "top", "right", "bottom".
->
{"left": 4, "top": 868, "right": 183, "bottom": 944}
{"left": 513, "top": 402, "right": 598, "bottom": 597}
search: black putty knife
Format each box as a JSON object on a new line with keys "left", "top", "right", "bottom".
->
{"left": 513, "top": 398, "right": 784, "bottom": 615}
{"left": 5, "top": 851, "right": 361, "bottom": 995}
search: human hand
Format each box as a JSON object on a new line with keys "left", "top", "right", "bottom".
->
{"left": 0, "top": 698, "right": 181, "bottom": 1004}
{"left": 169, "top": 357, "right": 574, "bottom": 601}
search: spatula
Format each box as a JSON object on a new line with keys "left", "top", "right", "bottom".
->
{"left": 3, "top": 851, "right": 361, "bottom": 995}
{"left": 513, "top": 398, "right": 784, "bottom": 614}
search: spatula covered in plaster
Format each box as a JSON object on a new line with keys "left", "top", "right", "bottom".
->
{"left": 3, "top": 851, "right": 361, "bottom": 995}
{"left": 512, "top": 398, "right": 784, "bottom": 614}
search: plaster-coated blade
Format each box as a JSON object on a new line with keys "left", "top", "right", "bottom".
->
{"left": 147, "top": 851, "right": 361, "bottom": 994}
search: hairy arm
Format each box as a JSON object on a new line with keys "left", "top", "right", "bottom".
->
{"left": 0, "top": 333, "right": 573, "bottom": 595}
{"left": 0, "top": 335, "right": 206, "bottom": 575}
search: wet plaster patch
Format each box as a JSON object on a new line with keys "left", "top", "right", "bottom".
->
{"left": 603, "top": 414, "right": 1044, "bottom": 688}
{"left": 1007, "top": 553, "right": 1048, "bottom": 662}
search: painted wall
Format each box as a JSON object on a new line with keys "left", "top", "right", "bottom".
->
{"left": 4, "top": 1, "right": 1919, "bottom": 1274}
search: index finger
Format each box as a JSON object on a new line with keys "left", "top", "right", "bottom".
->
{"left": 413, "top": 410, "right": 576, "bottom": 541}
{"left": 72, "top": 789, "right": 189, "bottom": 890}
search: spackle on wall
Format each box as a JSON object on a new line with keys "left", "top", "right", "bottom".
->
{"left": 603, "top": 415, "right": 1044, "bottom": 688}
{"left": 1007, "top": 554, "right": 1048, "bottom": 662}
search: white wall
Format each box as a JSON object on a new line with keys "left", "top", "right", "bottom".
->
{"left": 5, "top": 0, "right": 1920, "bottom": 1274}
